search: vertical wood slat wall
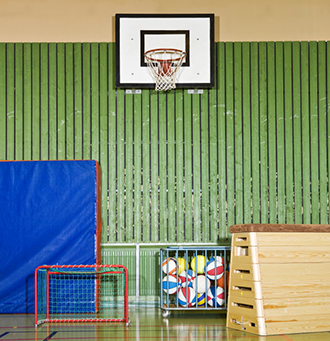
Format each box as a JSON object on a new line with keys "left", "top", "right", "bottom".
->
{"left": 0, "top": 42, "right": 329, "bottom": 244}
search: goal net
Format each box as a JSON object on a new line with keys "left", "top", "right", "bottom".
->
{"left": 34, "top": 265, "right": 129, "bottom": 326}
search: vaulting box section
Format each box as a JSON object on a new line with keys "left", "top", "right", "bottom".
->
{"left": 227, "top": 224, "right": 330, "bottom": 335}
{"left": 0, "top": 160, "right": 102, "bottom": 313}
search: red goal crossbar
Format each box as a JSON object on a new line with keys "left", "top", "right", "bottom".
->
{"left": 35, "top": 264, "right": 129, "bottom": 327}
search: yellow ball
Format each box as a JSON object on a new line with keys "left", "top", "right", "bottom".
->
{"left": 177, "top": 257, "right": 187, "bottom": 274}
{"left": 190, "top": 255, "right": 208, "bottom": 274}
{"left": 197, "top": 292, "right": 206, "bottom": 306}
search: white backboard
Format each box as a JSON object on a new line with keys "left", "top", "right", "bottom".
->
{"left": 115, "top": 14, "right": 215, "bottom": 88}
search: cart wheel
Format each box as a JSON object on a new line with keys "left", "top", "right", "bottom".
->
{"left": 162, "top": 310, "right": 171, "bottom": 318}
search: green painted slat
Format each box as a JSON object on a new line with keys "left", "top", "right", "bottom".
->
{"left": 275, "top": 42, "right": 286, "bottom": 223}
{"left": 318, "top": 41, "right": 327, "bottom": 224}
{"left": 158, "top": 92, "right": 167, "bottom": 242}
{"left": 184, "top": 90, "right": 193, "bottom": 242}
{"left": 292, "top": 42, "right": 302, "bottom": 224}
{"left": 0, "top": 44, "right": 5, "bottom": 160}
{"left": 150, "top": 91, "right": 158, "bottom": 242}
{"left": 301, "top": 41, "right": 311, "bottom": 224}
{"left": 250, "top": 42, "right": 260, "bottom": 223}
{"left": 102, "top": 247, "right": 161, "bottom": 298}
{"left": 134, "top": 93, "right": 142, "bottom": 242}
{"left": 201, "top": 90, "right": 209, "bottom": 242}
{"left": 6, "top": 43, "right": 15, "bottom": 160}
{"left": 15, "top": 43, "right": 23, "bottom": 160}
{"left": 309, "top": 41, "right": 319, "bottom": 224}
{"left": 74, "top": 43, "right": 83, "bottom": 160}
{"left": 267, "top": 42, "right": 277, "bottom": 223}
{"left": 192, "top": 94, "right": 201, "bottom": 242}
{"left": 234, "top": 42, "right": 243, "bottom": 224}
{"left": 167, "top": 91, "right": 176, "bottom": 243}
{"left": 32, "top": 43, "right": 40, "bottom": 160}
{"left": 142, "top": 90, "right": 150, "bottom": 242}
{"left": 209, "top": 70, "right": 218, "bottom": 241}
{"left": 48, "top": 43, "right": 57, "bottom": 160}
{"left": 65, "top": 43, "right": 74, "bottom": 160}
{"left": 284, "top": 42, "right": 294, "bottom": 223}
{"left": 102, "top": 248, "right": 136, "bottom": 296}
{"left": 140, "top": 249, "right": 160, "bottom": 296}
{"left": 91, "top": 43, "right": 99, "bottom": 162}
{"left": 3, "top": 41, "right": 330, "bottom": 246}
{"left": 125, "top": 92, "right": 133, "bottom": 243}
{"left": 40, "top": 43, "right": 49, "bottom": 160}
{"left": 217, "top": 42, "right": 227, "bottom": 239}
{"left": 99, "top": 42, "right": 109, "bottom": 243}
{"left": 225, "top": 42, "right": 235, "bottom": 228}
{"left": 242, "top": 42, "right": 252, "bottom": 224}
{"left": 108, "top": 43, "right": 117, "bottom": 243}
{"left": 23, "top": 43, "right": 32, "bottom": 160}
{"left": 116, "top": 88, "right": 125, "bottom": 242}
{"left": 57, "top": 43, "right": 65, "bottom": 160}
{"left": 259, "top": 42, "right": 268, "bottom": 223}
{"left": 82, "top": 43, "right": 91, "bottom": 160}
{"left": 175, "top": 89, "right": 184, "bottom": 243}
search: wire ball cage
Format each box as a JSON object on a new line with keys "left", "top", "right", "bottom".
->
{"left": 144, "top": 48, "right": 186, "bottom": 91}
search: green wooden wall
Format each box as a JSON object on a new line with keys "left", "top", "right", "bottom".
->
{"left": 1, "top": 41, "right": 330, "bottom": 245}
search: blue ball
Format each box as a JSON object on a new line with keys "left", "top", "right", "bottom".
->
{"left": 179, "top": 269, "right": 195, "bottom": 288}
{"left": 207, "top": 286, "right": 225, "bottom": 307}
{"left": 178, "top": 287, "right": 196, "bottom": 307}
{"left": 162, "top": 275, "right": 181, "bottom": 294}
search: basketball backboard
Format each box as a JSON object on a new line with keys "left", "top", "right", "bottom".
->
{"left": 115, "top": 14, "right": 215, "bottom": 89}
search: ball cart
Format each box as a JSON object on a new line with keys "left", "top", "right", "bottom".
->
{"left": 160, "top": 246, "right": 231, "bottom": 318}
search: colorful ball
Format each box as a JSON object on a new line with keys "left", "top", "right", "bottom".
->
{"left": 162, "top": 274, "right": 181, "bottom": 294}
{"left": 205, "top": 258, "right": 224, "bottom": 280}
{"left": 177, "top": 257, "right": 187, "bottom": 274}
{"left": 216, "top": 271, "right": 230, "bottom": 289}
{"left": 178, "top": 287, "right": 196, "bottom": 307}
{"left": 190, "top": 255, "right": 208, "bottom": 274}
{"left": 192, "top": 275, "right": 211, "bottom": 293}
{"left": 207, "top": 286, "right": 225, "bottom": 307}
{"left": 197, "top": 292, "right": 206, "bottom": 306}
{"left": 179, "top": 269, "right": 196, "bottom": 287}
{"left": 162, "top": 257, "right": 177, "bottom": 275}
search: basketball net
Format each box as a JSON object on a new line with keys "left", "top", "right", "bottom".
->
{"left": 144, "top": 48, "right": 186, "bottom": 91}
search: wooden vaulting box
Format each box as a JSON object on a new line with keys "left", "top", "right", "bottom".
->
{"left": 226, "top": 224, "right": 330, "bottom": 336}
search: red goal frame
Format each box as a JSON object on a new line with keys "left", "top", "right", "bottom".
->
{"left": 35, "top": 264, "right": 129, "bottom": 327}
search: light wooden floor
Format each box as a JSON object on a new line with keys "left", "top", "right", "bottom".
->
{"left": 1, "top": 309, "right": 330, "bottom": 340}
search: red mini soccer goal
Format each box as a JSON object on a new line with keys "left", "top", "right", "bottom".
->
{"left": 35, "top": 265, "right": 129, "bottom": 327}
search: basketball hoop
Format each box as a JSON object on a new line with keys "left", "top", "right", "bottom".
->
{"left": 144, "top": 48, "right": 186, "bottom": 91}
